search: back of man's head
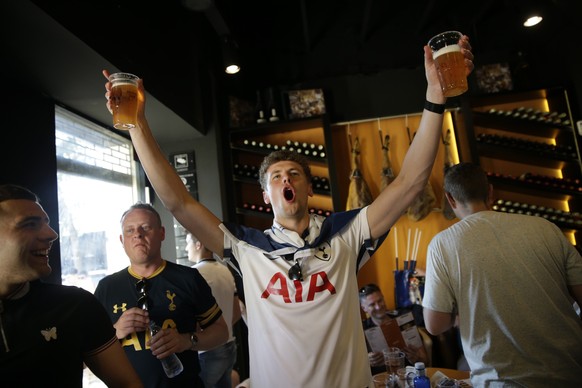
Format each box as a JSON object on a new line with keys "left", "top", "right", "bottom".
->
{"left": 444, "top": 162, "right": 489, "bottom": 204}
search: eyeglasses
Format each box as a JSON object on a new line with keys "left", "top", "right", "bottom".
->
{"left": 136, "top": 278, "right": 150, "bottom": 310}
{"left": 288, "top": 259, "right": 303, "bottom": 282}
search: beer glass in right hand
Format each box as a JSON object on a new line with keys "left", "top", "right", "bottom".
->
{"left": 428, "top": 31, "right": 468, "bottom": 97}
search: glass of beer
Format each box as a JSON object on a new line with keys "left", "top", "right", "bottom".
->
{"left": 428, "top": 31, "right": 467, "bottom": 97}
{"left": 383, "top": 348, "right": 405, "bottom": 377}
{"left": 109, "top": 72, "right": 139, "bottom": 130}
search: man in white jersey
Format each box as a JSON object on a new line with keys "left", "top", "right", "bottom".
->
{"left": 423, "top": 162, "right": 582, "bottom": 387}
{"left": 102, "top": 35, "right": 474, "bottom": 387}
{"left": 186, "top": 232, "right": 241, "bottom": 388}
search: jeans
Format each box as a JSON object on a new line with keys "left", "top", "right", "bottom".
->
{"left": 198, "top": 340, "right": 237, "bottom": 388}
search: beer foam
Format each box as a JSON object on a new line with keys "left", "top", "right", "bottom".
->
{"left": 433, "top": 44, "right": 461, "bottom": 59}
{"left": 112, "top": 81, "right": 137, "bottom": 87}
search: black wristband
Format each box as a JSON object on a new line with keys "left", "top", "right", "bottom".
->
{"left": 424, "top": 100, "right": 446, "bottom": 114}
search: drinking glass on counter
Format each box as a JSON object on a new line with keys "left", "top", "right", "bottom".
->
{"left": 397, "top": 366, "right": 416, "bottom": 388}
{"left": 383, "top": 347, "right": 406, "bottom": 376}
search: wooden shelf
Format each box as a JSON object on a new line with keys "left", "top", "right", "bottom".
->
{"left": 225, "top": 115, "right": 341, "bottom": 228}
{"left": 472, "top": 111, "right": 572, "bottom": 138}
{"left": 464, "top": 87, "right": 582, "bottom": 243}
{"left": 487, "top": 174, "right": 582, "bottom": 201}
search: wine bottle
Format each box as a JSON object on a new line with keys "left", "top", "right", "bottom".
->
{"left": 255, "top": 90, "right": 267, "bottom": 124}
{"left": 265, "top": 87, "right": 280, "bottom": 122}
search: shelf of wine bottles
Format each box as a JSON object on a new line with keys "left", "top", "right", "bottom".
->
{"left": 232, "top": 163, "right": 332, "bottom": 195}
{"left": 486, "top": 107, "right": 571, "bottom": 126}
{"left": 473, "top": 107, "right": 573, "bottom": 138}
{"left": 237, "top": 203, "right": 332, "bottom": 218}
{"left": 486, "top": 171, "right": 582, "bottom": 199}
{"left": 231, "top": 139, "right": 327, "bottom": 162}
{"left": 492, "top": 198, "right": 582, "bottom": 230}
{"left": 476, "top": 133, "right": 578, "bottom": 167}
{"left": 233, "top": 163, "right": 259, "bottom": 181}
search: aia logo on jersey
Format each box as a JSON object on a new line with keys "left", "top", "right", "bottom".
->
{"left": 261, "top": 271, "right": 336, "bottom": 303}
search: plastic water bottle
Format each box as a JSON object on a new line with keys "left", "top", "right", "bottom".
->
{"left": 413, "top": 362, "right": 431, "bottom": 388}
{"left": 149, "top": 320, "right": 184, "bottom": 378}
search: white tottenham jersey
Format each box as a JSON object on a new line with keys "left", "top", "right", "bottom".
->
{"left": 220, "top": 208, "right": 384, "bottom": 388}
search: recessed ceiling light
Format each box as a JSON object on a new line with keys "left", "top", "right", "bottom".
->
{"left": 225, "top": 64, "right": 241, "bottom": 74}
{"left": 523, "top": 15, "right": 543, "bottom": 27}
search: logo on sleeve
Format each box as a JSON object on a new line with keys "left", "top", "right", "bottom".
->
{"left": 41, "top": 327, "right": 57, "bottom": 341}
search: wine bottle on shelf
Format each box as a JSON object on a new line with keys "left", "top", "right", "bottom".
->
{"left": 255, "top": 90, "right": 267, "bottom": 124}
{"left": 265, "top": 87, "right": 280, "bottom": 122}
{"left": 312, "top": 176, "right": 321, "bottom": 189}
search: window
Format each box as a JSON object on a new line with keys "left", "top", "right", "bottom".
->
{"left": 55, "top": 106, "right": 144, "bottom": 293}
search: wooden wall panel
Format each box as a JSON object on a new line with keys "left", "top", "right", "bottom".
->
{"left": 331, "top": 111, "right": 460, "bottom": 309}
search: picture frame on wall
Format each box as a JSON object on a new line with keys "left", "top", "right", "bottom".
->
{"left": 475, "top": 63, "right": 513, "bottom": 94}
{"left": 285, "top": 89, "right": 327, "bottom": 119}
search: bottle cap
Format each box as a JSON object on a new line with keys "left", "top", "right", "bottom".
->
{"left": 415, "top": 362, "right": 425, "bottom": 370}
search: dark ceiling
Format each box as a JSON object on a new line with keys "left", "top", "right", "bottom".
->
{"left": 29, "top": 0, "right": 578, "bottom": 85}
{"left": 11, "top": 0, "right": 582, "bottom": 138}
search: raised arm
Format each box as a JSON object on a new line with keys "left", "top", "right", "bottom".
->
{"left": 367, "top": 36, "right": 473, "bottom": 240}
{"left": 103, "top": 70, "right": 225, "bottom": 256}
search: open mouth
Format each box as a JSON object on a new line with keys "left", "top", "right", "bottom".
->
{"left": 283, "top": 187, "right": 295, "bottom": 201}
{"left": 31, "top": 249, "right": 50, "bottom": 257}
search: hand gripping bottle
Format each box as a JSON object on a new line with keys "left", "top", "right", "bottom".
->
{"left": 149, "top": 320, "right": 184, "bottom": 378}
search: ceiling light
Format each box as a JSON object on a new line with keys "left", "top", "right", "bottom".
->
{"left": 225, "top": 64, "right": 240, "bottom": 75}
{"left": 523, "top": 15, "right": 543, "bottom": 27}
{"left": 221, "top": 35, "right": 240, "bottom": 75}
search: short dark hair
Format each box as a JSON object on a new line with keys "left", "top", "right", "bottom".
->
{"left": 120, "top": 202, "right": 162, "bottom": 227}
{"left": 444, "top": 162, "right": 489, "bottom": 204}
{"left": 258, "top": 150, "right": 313, "bottom": 190}
{"left": 0, "top": 184, "right": 39, "bottom": 203}
{"left": 359, "top": 283, "right": 381, "bottom": 301}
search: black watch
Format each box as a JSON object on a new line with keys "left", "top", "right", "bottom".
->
{"left": 190, "top": 332, "right": 199, "bottom": 350}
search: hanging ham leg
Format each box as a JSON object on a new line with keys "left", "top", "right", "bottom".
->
{"left": 380, "top": 133, "right": 395, "bottom": 192}
{"left": 407, "top": 127, "right": 436, "bottom": 221}
{"left": 441, "top": 129, "right": 456, "bottom": 220}
{"left": 346, "top": 135, "right": 373, "bottom": 210}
